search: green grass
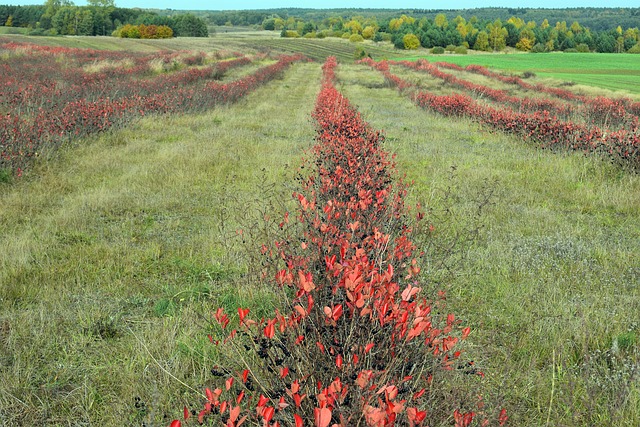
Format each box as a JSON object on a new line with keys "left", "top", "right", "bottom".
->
{"left": 339, "top": 63, "right": 640, "bottom": 425}
{"left": 399, "top": 52, "right": 640, "bottom": 94}
{"left": 1, "top": 35, "right": 639, "bottom": 425}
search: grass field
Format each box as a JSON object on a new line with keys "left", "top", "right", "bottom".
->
{"left": 1, "top": 35, "right": 639, "bottom": 426}
{"left": 339, "top": 64, "right": 640, "bottom": 425}
{"left": 0, "top": 58, "right": 321, "bottom": 425}
{"left": 399, "top": 52, "right": 640, "bottom": 94}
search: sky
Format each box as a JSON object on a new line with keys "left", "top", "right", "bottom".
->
{"left": 4, "top": 0, "right": 640, "bottom": 10}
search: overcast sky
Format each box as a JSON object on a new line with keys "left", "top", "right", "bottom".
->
{"left": 4, "top": 0, "right": 640, "bottom": 10}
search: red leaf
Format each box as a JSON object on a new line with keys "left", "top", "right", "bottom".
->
{"left": 263, "top": 406, "right": 275, "bottom": 422}
{"left": 332, "top": 304, "right": 343, "bottom": 321}
{"left": 461, "top": 327, "right": 471, "bottom": 340}
{"left": 298, "top": 270, "right": 315, "bottom": 292}
{"left": 365, "top": 343, "right": 374, "bottom": 353}
{"left": 183, "top": 406, "right": 190, "bottom": 420}
{"left": 257, "top": 395, "right": 269, "bottom": 408}
{"left": 401, "top": 284, "right": 421, "bottom": 301}
{"left": 264, "top": 322, "right": 275, "bottom": 339}
{"left": 226, "top": 377, "right": 234, "bottom": 391}
{"left": 277, "top": 396, "right": 289, "bottom": 410}
{"left": 229, "top": 405, "right": 240, "bottom": 422}
{"left": 335, "top": 354, "right": 343, "bottom": 369}
{"left": 170, "top": 421, "right": 181, "bottom": 427}
{"left": 280, "top": 366, "right": 289, "bottom": 378}
{"left": 237, "top": 308, "right": 249, "bottom": 321}
{"left": 314, "top": 407, "right": 332, "bottom": 427}
{"left": 294, "top": 413, "right": 304, "bottom": 427}
{"left": 499, "top": 408, "right": 508, "bottom": 426}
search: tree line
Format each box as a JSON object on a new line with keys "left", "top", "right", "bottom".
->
{"left": 266, "top": 12, "right": 639, "bottom": 53}
{"left": 195, "top": 7, "right": 639, "bottom": 32}
{"left": 0, "top": 0, "right": 208, "bottom": 37}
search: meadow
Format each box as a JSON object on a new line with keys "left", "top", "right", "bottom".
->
{"left": 398, "top": 52, "right": 640, "bottom": 94}
{"left": 0, "top": 33, "right": 639, "bottom": 426}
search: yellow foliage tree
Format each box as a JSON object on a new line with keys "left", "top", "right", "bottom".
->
{"left": 389, "top": 14, "right": 415, "bottom": 31}
{"left": 403, "top": 33, "right": 420, "bottom": 50}
{"left": 516, "top": 37, "right": 534, "bottom": 51}
{"left": 570, "top": 21, "right": 582, "bottom": 33}
{"left": 474, "top": 31, "right": 490, "bottom": 51}
{"left": 434, "top": 14, "right": 448, "bottom": 28}
{"left": 487, "top": 19, "right": 508, "bottom": 51}
{"left": 507, "top": 16, "right": 525, "bottom": 29}
{"left": 362, "top": 26, "right": 376, "bottom": 39}
{"left": 344, "top": 19, "right": 363, "bottom": 34}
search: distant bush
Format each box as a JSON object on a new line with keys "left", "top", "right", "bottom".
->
{"left": 349, "top": 33, "right": 364, "bottom": 43}
{"left": 303, "top": 31, "right": 316, "bottom": 38}
{"left": 114, "top": 24, "right": 173, "bottom": 39}
{"left": 281, "top": 30, "right": 300, "bottom": 38}
{"left": 576, "top": 43, "right": 591, "bottom": 52}
{"left": 354, "top": 46, "right": 370, "bottom": 60}
{"left": 564, "top": 48, "right": 579, "bottom": 53}
{"left": 522, "top": 71, "right": 536, "bottom": 79}
{"left": 445, "top": 44, "right": 457, "bottom": 52}
{"left": 431, "top": 46, "right": 445, "bottom": 54}
{"left": 530, "top": 43, "right": 547, "bottom": 53}
{"left": 454, "top": 46, "right": 468, "bottom": 54}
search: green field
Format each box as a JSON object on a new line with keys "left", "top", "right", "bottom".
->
{"left": 401, "top": 52, "right": 640, "bottom": 94}
{"left": 1, "top": 35, "right": 639, "bottom": 426}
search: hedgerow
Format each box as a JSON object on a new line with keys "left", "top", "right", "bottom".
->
{"left": 170, "top": 57, "right": 506, "bottom": 427}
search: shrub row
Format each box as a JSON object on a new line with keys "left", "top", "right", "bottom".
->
{"left": 1, "top": 42, "right": 249, "bottom": 113}
{"left": 449, "top": 61, "right": 640, "bottom": 120}
{"left": 171, "top": 57, "right": 505, "bottom": 427}
{"left": 0, "top": 43, "right": 301, "bottom": 176}
{"left": 360, "top": 59, "right": 640, "bottom": 171}
{"left": 397, "top": 59, "right": 638, "bottom": 129}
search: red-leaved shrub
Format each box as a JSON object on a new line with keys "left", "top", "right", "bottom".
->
{"left": 171, "top": 57, "right": 506, "bottom": 427}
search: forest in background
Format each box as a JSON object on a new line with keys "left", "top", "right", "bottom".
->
{"left": 0, "top": 0, "right": 208, "bottom": 37}
{"left": 188, "top": 7, "right": 640, "bottom": 32}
